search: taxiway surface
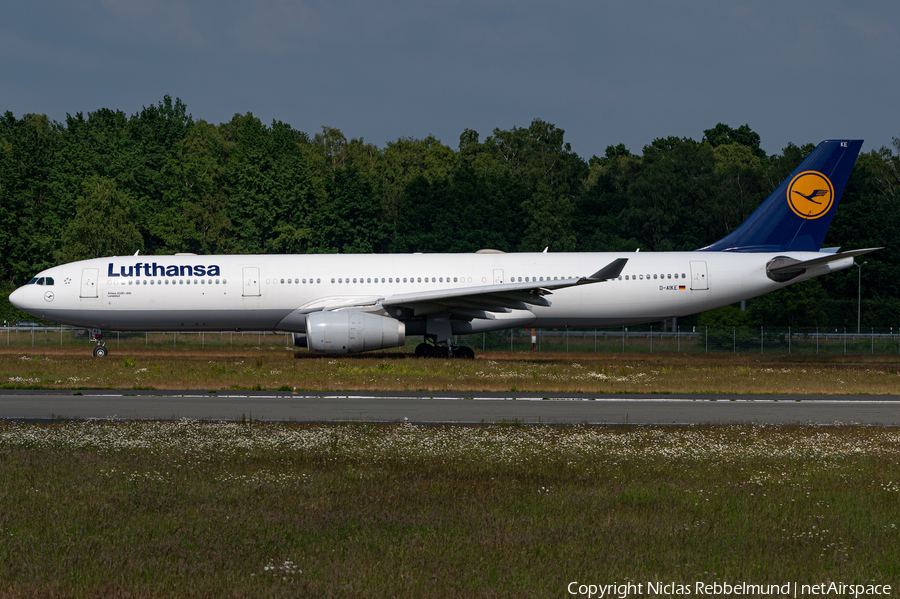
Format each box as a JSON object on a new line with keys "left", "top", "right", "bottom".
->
{"left": 1, "top": 390, "right": 898, "bottom": 424}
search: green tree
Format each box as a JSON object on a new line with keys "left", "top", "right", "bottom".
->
{"left": 703, "top": 123, "right": 765, "bottom": 158}
{"left": 57, "top": 177, "right": 143, "bottom": 261}
{"left": 373, "top": 135, "right": 457, "bottom": 246}
{"left": 749, "top": 279, "right": 828, "bottom": 327}
{"left": 576, "top": 144, "right": 642, "bottom": 251}
{"left": 175, "top": 120, "right": 234, "bottom": 254}
{"left": 392, "top": 163, "right": 521, "bottom": 254}
{"left": 223, "top": 115, "right": 317, "bottom": 253}
{"left": 125, "top": 96, "right": 195, "bottom": 253}
{"left": 484, "top": 119, "right": 586, "bottom": 252}
{"left": 318, "top": 167, "right": 386, "bottom": 253}
{"left": 620, "top": 137, "right": 717, "bottom": 250}
{"left": 0, "top": 112, "right": 67, "bottom": 283}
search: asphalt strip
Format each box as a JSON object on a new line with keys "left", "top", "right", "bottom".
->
{"left": 80, "top": 393, "right": 900, "bottom": 404}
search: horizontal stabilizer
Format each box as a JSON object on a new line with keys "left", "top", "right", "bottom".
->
{"left": 768, "top": 248, "right": 882, "bottom": 273}
{"left": 766, "top": 248, "right": 881, "bottom": 282}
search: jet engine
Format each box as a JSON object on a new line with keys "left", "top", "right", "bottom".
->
{"left": 305, "top": 312, "right": 406, "bottom": 354}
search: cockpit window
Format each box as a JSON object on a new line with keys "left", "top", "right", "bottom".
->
{"left": 45, "top": 277, "right": 54, "bottom": 285}
{"left": 28, "top": 277, "right": 38, "bottom": 285}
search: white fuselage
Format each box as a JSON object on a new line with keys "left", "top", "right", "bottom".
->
{"left": 10, "top": 251, "right": 852, "bottom": 335}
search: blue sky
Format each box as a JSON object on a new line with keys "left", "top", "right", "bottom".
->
{"left": 3, "top": 1, "right": 897, "bottom": 157}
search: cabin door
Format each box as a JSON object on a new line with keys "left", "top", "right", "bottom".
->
{"left": 80, "top": 268, "right": 98, "bottom": 298}
{"left": 242, "top": 267, "right": 261, "bottom": 297}
{"left": 689, "top": 261, "right": 709, "bottom": 290}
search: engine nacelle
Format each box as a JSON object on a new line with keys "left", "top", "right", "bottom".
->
{"left": 305, "top": 312, "right": 406, "bottom": 354}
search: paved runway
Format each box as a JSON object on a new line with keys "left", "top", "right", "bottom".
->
{"left": 1, "top": 390, "right": 899, "bottom": 424}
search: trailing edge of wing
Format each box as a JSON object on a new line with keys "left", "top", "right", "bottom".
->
{"left": 382, "top": 258, "right": 628, "bottom": 307}
{"left": 289, "top": 257, "right": 629, "bottom": 319}
{"left": 380, "top": 257, "right": 629, "bottom": 318}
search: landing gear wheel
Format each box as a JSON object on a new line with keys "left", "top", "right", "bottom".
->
{"left": 430, "top": 346, "right": 449, "bottom": 358}
{"left": 93, "top": 345, "right": 108, "bottom": 358}
{"left": 456, "top": 346, "right": 475, "bottom": 359}
{"left": 415, "top": 343, "right": 432, "bottom": 357}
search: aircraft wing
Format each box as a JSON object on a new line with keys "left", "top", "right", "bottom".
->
{"left": 292, "top": 258, "right": 628, "bottom": 320}
{"left": 380, "top": 257, "right": 627, "bottom": 319}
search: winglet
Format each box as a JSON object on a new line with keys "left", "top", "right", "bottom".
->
{"left": 584, "top": 258, "right": 628, "bottom": 282}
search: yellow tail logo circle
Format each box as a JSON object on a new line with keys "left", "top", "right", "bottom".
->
{"left": 787, "top": 171, "right": 834, "bottom": 219}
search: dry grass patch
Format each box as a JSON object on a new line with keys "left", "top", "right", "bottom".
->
{"left": 1, "top": 348, "right": 899, "bottom": 394}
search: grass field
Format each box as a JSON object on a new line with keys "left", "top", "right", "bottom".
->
{"left": 0, "top": 421, "right": 897, "bottom": 597}
{"left": 2, "top": 347, "right": 899, "bottom": 395}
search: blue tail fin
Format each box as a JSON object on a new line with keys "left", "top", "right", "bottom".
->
{"left": 698, "top": 139, "right": 862, "bottom": 252}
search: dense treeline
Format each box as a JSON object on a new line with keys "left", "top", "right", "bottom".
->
{"left": 1, "top": 97, "right": 898, "bottom": 327}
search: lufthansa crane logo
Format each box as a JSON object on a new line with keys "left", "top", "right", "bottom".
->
{"left": 787, "top": 171, "right": 834, "bottom": 219}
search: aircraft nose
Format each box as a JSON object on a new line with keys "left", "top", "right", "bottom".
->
{"left": 8, "top": 286, "right": 26, "bottom": 310}
{"left": 9, "top": 287, "right": 28, "bottom": 312}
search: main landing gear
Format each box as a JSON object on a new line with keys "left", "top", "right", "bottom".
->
{"left": 414, "top": 337, "right": 475, "bottom": 359}
{"left": 91, "top": 329, "right": 108, "bottom": 358}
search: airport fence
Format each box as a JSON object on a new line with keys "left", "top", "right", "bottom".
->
{"left": 4, "top": 326, "right": 900, "bottom": 356}
{"left": 459, "top": 327, "right": 900, "bottom": 356}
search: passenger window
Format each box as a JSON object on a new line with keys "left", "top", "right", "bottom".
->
{"left": 682, "top": 273, "right": 686, "bottom": 278}
{"left": 653, "top": 274, "right": 657, "bottom": 279}
{"left": 453, "top": 277, "right": 457, "bottom": 282}
{"left": 417, "top": 277, "right": 422, "bottom": 283}
{"left": 403, "top": 278, "right": 407, "bottom": 283}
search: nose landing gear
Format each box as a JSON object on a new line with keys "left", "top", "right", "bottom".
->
{"left": 91, "top": 329, "right": 108, "bottom": 357}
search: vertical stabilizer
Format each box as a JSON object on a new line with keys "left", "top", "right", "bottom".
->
{"left": 699, "top": 140, "right": 862, "bottom": 252}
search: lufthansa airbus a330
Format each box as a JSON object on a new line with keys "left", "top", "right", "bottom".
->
{"left": 10, "top": 140, "right": 879, "bottom": 358}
